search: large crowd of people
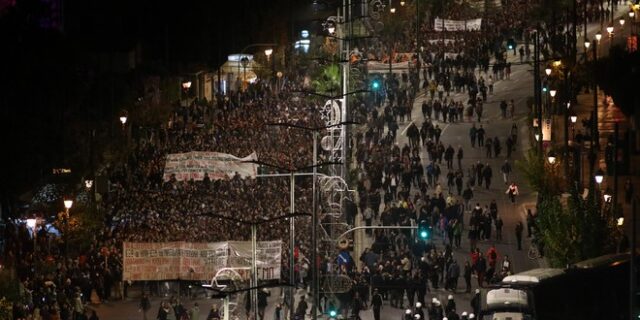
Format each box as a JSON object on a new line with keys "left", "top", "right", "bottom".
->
{"left": 0, "top": 0, "right": 587, "bottom": 318}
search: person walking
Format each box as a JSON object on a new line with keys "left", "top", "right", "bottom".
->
{"left": 495, "top": 216, "right": 503, "bottom": 241}
{"left": 501, "top": 160, "right": 511, "bottom": 184}
{"left": 500, "top": 100, "right": 508, "bottom": 118}
{"left": 457, "top": 146, "right": 464, "bottom": 170}
{"left": 463, "top": 261, "right": 472, "bottom": 293}
{"left": 477, "top": 125, "right": 485, "bottom": 147}
{"left": 505, "top": 182, "right": 519, "bottom": 203}
{"left": 469, "top": 124, "right": 477, "bottom": 148}
{"left": 482, "top": 164, "right": 492, "bottom": 189}
{"left": 515, "top": 222, "right": 524, "bottom": 250}
{"left": 189, "top": 303, "right": 200, "bottom": 320}
{"left": 139, "top": 293, "right": 151, "bottom": 320}
{"left": 371, "top": 288, "right": 383, "bottom": 320}
{"left": 447, "top": 259, "right": 460, "bottom": 292}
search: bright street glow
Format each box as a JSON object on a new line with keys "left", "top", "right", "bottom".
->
{"left": 545, "top": 68, "right": 552, "bottom": 76}
{"left": 182, "top": 81, "right": 192, "bottom": 89}
{"left": 264, "top": 48, "right": 273, "bottom": 57}
{"left": 64, "top": 199, "right": 73, "bottom": 209}
{"left": 584, "top": 41, "right": 591, "bottom": 49}
{"left": 607, "top": 26, "right": 614, "bottom": 34}
{"left": 549, "top": 90, "right": 557, "bottom": 97}
{"left": 617, "top": 217, "right": 624, "bottom": 226}
{"left": 570, "top": 115, "right": 577, "bottom": 123}
{"left": 119, "top": 116, "right": 127, "bottom": 125}
{"left": 420, "top": 231, "right": 428, "bottom": 238}
{"left": 619, "top": 19, "right": 625, "bottom": 26}
{"left": 390, "top": 7, "right": 396, "bottom": 13}
{"left": 595, "top": 32, "right": 602, "bottom": 41}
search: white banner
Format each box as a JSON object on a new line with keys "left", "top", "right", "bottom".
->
{"left": 123, "top": 241, "right": 282, "bottom": 281}
{"left": 434, "top": 18, "right": 482, "bottom": 31}
{"left": 163, "top": 151, "right": 258, "bottom": 181}
{"left": 466, "top": 18, "right": 482, "bottom": 31}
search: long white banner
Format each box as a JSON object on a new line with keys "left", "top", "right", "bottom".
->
{"left": 434, "top": 18, "right": 482, "bottom": 31}
{"left": 163, "top": 151, "right": 258, "bottom": 181}
{"left": 122, "top": 241, "right": 282, "bottom": 281}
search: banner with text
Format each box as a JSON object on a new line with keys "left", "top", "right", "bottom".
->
{"left": 163, "top": 151, "right": 258, "bottom": 181}
{"left": 123, "top": 241, "right": 282, "bottom": 281}
{"left": 434, "top": 18, "right": 482, "bottom": 31}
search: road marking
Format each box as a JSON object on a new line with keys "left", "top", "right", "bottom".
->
{"left": 400, "top": 120, "right": 415, "bottom": 136}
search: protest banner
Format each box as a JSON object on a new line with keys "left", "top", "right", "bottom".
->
{"left": 163, "top": 151, "right": 258, "bottom": 181}
{"left": 122, "top": 240, "right": 282, "bottom": 281}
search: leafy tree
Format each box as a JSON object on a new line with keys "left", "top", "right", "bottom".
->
{"left": 516, "top": 148, "right": 564, "bottom": 197}
{"left": 312, "top": 64, "right": 341, "bottom": 94}
{"left": 536, "top": 186, "right": 618, "bottom": 267}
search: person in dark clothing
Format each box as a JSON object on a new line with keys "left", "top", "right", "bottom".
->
{"left": 371, "top": 289, "right": 383, "bottom": 320}
{"left": 463, "top": 261, "right": 472, "bottom": 293}
{"left": 526, "top": 209, "right": 535, "bottom": 237}
{"left": 476, "top": 125, "right": 485, "bottom": 147}
{"left": 482, "top": 164, "right": 492, "bottom": 189}
{"left": 516, "top": 221, "right": 524, "bottom": 250}
{"left": 295, "top": 296, "right": 308, "bottom": 318}
{"left": 257, "top": 289, "right": 270, "bottom": 320}
{"left": 470, "top": 289, "right": 481, "bottom": 316}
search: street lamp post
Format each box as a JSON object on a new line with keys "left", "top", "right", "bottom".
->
{"left": 240, "top": 57, "right": 249, "bottom": 91}
{"left": 63, "top": 199, "right": 73, "bottom": 259}
{"left": 181, "top": 81, "right": 192, "bottom": 107}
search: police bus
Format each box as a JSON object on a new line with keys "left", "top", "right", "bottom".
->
{"left": 480, "top": 252, "right": 638, "bottom": 320}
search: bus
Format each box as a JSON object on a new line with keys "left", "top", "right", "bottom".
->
{"left": 480, "top": 253, "right": 638, "bottom": 320}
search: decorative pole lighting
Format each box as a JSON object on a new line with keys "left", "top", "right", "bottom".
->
{"left": 595, "top": 32, "right": 602, "bottom": 41}
{"left": 549, "top": 89, "right": 557, "bottom": 98}
{"left": 584, "top": 41, "right": 591, "bottom": 49}
{"left": 264, "top": 48, "right": 273, "bottom": 60}
{"left": 545, "top": 67, "right": 552, "bottom": 76}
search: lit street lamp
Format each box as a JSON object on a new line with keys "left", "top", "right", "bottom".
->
{"left": 545, "top": 67, "right": 552, "bottom": 76}
{"left": 607, "top": 25, "right": 614, "bottom": 36}
{"left": 547, "top": 151, "right": 557, "bottom": 164}
{"left": 549, "top": 89, "right": 557, "bottom": 98}
{"left": 264, "top": 48, "right": 273, "bottom": 59}
{"left": 63, "top": 198, "right": 73, "bottom": 259}
{"left": 595, "top": 168, "right": 605, "bottom": 185}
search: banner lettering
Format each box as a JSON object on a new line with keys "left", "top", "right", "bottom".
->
{"left": 123, "top": 241, "right": 282, "bottom": 281}
{"left": 163, "top": 151, "right": 258, "bottom": 181}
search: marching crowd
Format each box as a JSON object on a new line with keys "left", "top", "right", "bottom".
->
{"left": 0, "top": 0, "right": 558, "bottom": 319}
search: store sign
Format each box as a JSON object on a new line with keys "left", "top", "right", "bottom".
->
{"left": 542, "top": 118, "right": 552, "bottom": 141}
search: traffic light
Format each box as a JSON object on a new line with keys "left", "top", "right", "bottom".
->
{"left": 507, "top": 38, "right": 516, "bottom": 50}
{"left": 327, "top": 303, "right": 338, "bottom": 319}
{"left": 418, "top": 220, "right": 431, "bottom": 240}
{"left": 370, "top": 78, "right": 381, "bottom": 91}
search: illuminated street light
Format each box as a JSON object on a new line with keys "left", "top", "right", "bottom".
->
{"left": 629, "top": 11, "right": 635, "bottom": 18}
{"left": 85, "top": 179, "right": 93, "bottom": 189}
{"left": 182, "top": 81, "right": 192, "bottom": 90}
{"left": 617, "top": 217, "right": 625, "bottom": 226}
{"left": 264, "top": 48, "right": 273, "bottom": 59}
{"left": 400, "top": 1, "right": 405, "bottom": 5}
{"left": 595, "top": 32, "right": 602, "bottom": 41}
{"left": 547, "top": 151, "right": 557, "bottom": 164}
{"left": 606, "top": 25, "right": 614, "bottom": 35}
{"left": 549, "top": 89, "right": 557, "bottom": 98}
{"left": 390, "top": 7, "right": 396, "bottom": 13}
{"left": 119, "top": 116, "right": 127, "bottom": 126}
{"left": 619, "top": 18, "right": 625, "bottom": 27}
{"left": 535, "top": 133, "right": 540, "bottom": 141}
{"left": 584, "top": 41, "right": 591, "bottom": 49}
{"left": 570, "top": 115, "right": 578, "bottom": 123}
{"left": 595, "top": 168, "right": 605, "bottom": 184}
{"left": 64, "top": 199, "right": 73, "bottom": 209}
{"left": 603, "top": 193, "right": 612, "bottom": 202}
{"left": 545, "top": 67, "right": 552, "bottom": 76}
{"left": 552, "top": 59, "right": 562, "bottom": 67}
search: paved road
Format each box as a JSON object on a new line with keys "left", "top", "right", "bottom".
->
{"left": 346, "top": 50, "right": 543, "bottom": 320}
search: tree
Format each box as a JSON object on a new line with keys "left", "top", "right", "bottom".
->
{"left": 312, "top": 64, "right": 341, "bottom": 94}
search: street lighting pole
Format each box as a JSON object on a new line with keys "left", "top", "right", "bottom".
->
{"left": 289, "top": 172, "right": 295, "bottom": 320}
{"left": 311, "top": 131, "right": 319, "bottom": 320}
{"left": 251, "top": 223, "right": 258, "bottom": 320}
